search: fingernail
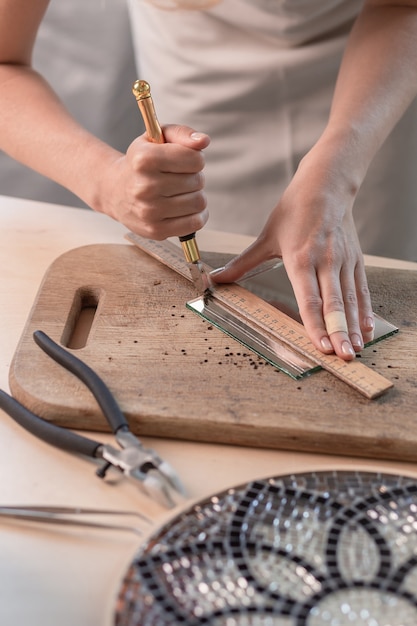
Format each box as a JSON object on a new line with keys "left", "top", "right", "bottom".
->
{"left": 191, "top": 132, "right": 205, "bottom": 141}
{"left": 320, "top": 337, "right": 333, "bottom": 352}
{"left": 351, "top": 333, "right": 363, "bottom": 350}
{"left": 341, "top": 341, "right": 355, "bottom": 357}
{"left": 209, "top": 266, "right": 225, "bottom": 277}
{"left": 364, "top": 316, "right": 375, "bottom": 331}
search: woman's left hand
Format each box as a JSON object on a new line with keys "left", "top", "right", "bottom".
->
{"left": 211, "top": 141, "right": 375, "bottom": 361}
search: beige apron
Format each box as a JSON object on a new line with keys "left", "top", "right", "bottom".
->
{"left": 128, "top": 0, "right": 417, "bottom": 261}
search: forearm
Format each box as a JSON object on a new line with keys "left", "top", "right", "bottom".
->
{"left": 0, "top": 63, "right": 121, "bottom": 212}
{"left": 318, "top": 0, "right": 417, "bottom": 189}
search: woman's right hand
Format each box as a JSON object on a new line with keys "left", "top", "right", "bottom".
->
{"left": 96, "top": 124, "right": 211, "bottom": 240}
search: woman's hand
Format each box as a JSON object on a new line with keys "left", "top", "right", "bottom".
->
{"left": 211, "top": 141, "right": 375, "bottom": 361}
{"left": 95, "top": 125, "right": 211, "bottom": 240}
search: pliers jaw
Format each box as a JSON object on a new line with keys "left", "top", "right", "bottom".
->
{"left": 0, "top": 331, "right": 186, "bottom": 510}
{"left": 98, "top": 429, "right": 186, "bottom": 509}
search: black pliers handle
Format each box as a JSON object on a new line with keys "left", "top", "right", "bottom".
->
{"left": 0, "top": 331, "right": 185, "bottom": 508}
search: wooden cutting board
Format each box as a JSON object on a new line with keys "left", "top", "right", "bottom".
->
{"left": 9, "top": 243, "right": 417, "bottom": 462}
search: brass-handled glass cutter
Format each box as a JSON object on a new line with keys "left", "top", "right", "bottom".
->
{"left": 132, "top": 79, "right": 213, "bottom": 297}
{"left": 0, "top": 331, "right": 186, "bottom": 509}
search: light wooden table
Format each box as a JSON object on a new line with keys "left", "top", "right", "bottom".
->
{"left": 0, "top": 194, "right": 416, "bottom": 626}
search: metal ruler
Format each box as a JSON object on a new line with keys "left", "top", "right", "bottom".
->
{"left": 126, "top": 232, "right": 394, "bottom": 399}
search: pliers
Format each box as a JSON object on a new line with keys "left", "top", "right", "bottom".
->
{"left": 0, "top": 331, "right": 185, "bottom": 509}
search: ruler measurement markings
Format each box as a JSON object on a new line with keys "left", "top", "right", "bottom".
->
{"left": 215, "top": 285, "right": 392, "bottom": 398}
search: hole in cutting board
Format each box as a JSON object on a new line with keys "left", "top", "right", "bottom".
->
{"left": 62, "top": 286, "right": 103, "bottom": 349}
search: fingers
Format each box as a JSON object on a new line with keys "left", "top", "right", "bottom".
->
{"left": 324, "top": 262, "right": 374, "bottom": 359}
{"left": 132, "top": 135, "right": 206, "bottom": 177}
{"left": 354, "top": 262, "right": 375, "bottom": 345}
{"left": 288, "top": 258, "right": 374, "bottom": 361}
{"left": 129, "top": 189, "right": 209, "bottom": 241}
{"left": 122, "top": 126, "right": 210, "bottom": 239}
{"left": 211, "top": 235, "right": 374, "bottom": 362}
{"left": 163, "top": 125, "right": 211, "bottom": 151}
{"left": 210, "top": 236, "right": 275, "bottom": 283}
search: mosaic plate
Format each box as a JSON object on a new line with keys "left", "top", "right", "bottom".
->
{"left": 114, "top": 470, "right": 417, "bottom": 625}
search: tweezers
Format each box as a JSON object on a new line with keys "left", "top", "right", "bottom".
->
{"left": 0, "top": 505, "right": 152, "bottom": 535}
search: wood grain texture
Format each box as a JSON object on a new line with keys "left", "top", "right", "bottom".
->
{"left": 8, "top": 243, "right": 417, "bottom": 461}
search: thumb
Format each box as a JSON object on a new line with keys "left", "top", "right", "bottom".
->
{"left": 210, "top": 239, "right": 274, "bottom": 284}
{"left": 163, "top": 124, "right": 211, "bottom": 150}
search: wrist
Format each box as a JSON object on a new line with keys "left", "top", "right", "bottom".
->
{"left": 65, "top": 135, "right": 123, "bottom": 215}
{"left": 302, "top": 126, "right": 371, "bottom": 199}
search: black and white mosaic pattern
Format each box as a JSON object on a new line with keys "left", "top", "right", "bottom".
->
{"left": 115, "top": 471, "right": 417, "bottom": 625}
